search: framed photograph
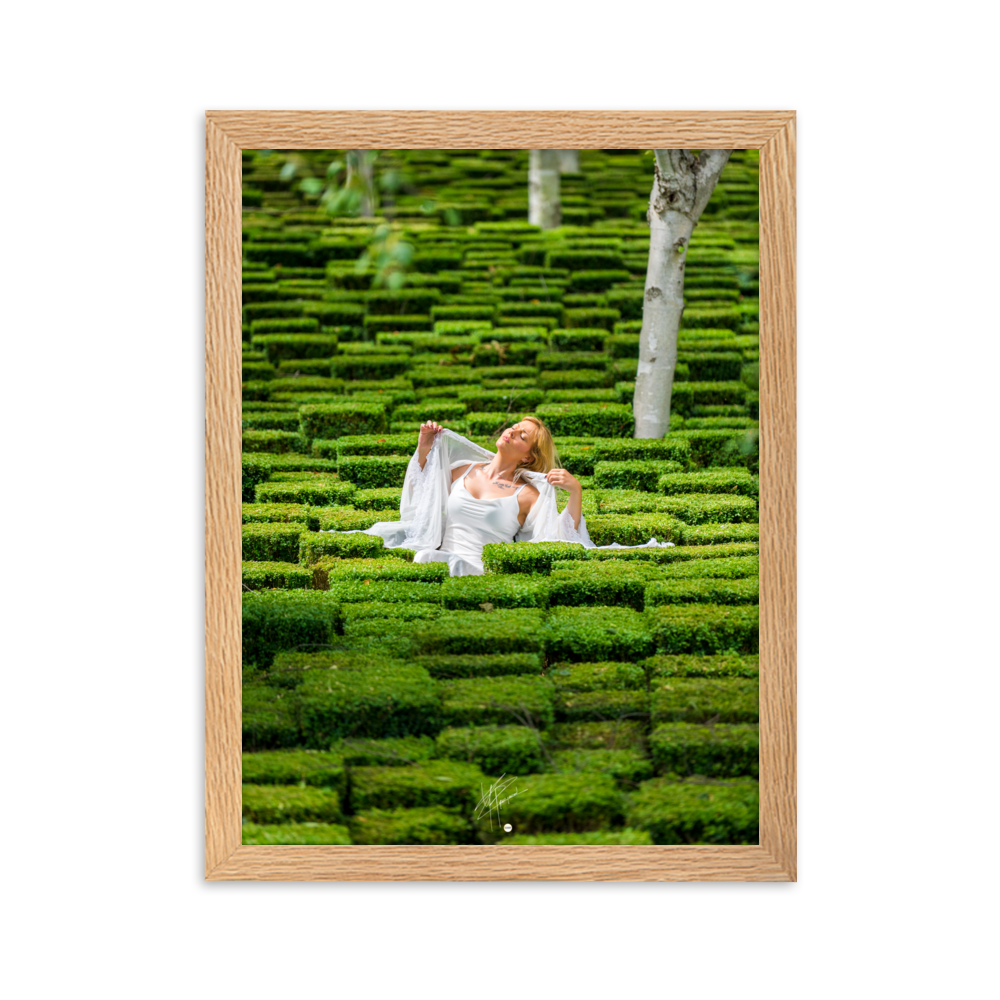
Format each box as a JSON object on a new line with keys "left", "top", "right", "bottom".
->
{"left": 206, "top": 110, "right": 796, "bottom": 881}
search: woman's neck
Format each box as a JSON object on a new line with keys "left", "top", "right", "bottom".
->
{"left": 482, "top": 454, "right": 520, "bottom": 482}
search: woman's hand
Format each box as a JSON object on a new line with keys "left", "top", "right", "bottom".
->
{"left": 418, "top": 420, "right": 445, "bottom": 451}
{"left": 545, "top": 468, "right": 582, "bottom": 494}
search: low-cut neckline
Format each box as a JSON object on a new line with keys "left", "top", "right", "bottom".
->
{"left": 461, "top": 463, "right": 522, "bottom": 503}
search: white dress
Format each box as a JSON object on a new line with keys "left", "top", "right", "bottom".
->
{"left": 322, "top": 428, "right": 677, "bottom": 576}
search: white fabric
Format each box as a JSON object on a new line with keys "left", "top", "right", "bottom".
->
{"left": 321, "top": 428, "right": 677, "bottom": 575}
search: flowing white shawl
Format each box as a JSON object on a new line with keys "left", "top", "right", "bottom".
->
{"left": 333, "top": 428, "right": 676, "bottom": 555}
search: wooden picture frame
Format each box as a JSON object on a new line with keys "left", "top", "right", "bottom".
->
{"left": 206, "top": 110, "right": 796, "bottom": 882}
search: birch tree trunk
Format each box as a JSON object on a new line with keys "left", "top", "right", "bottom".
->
{"left": 528, "top": 149, "right": 561, "bottom": 229}
{"left": 558, "top": 149, "right": 580, "bottom": 173}
{"left": 346, "top": 149, "right": 376, "bottom": 217}
{"left": 632, "top": 148, "right": 732, "bottom": 438}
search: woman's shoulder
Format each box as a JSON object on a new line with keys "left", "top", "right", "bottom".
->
{"left": 450, "top": 461, "right": 475, "bottom": 481}
{"left": 518, "top": 480, "right": 541, "bottom": 505}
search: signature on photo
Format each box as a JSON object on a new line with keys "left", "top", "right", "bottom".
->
{"left": 474, "top": 774, "right": 523, "bottom": 832}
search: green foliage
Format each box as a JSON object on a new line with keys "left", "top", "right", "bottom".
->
{"left": 647, "top": 604, "right": 759, "bottom": 655}
{"left": 242, "top": 522, "right": 307, "bottom": 563}
{"left": 490, "top": 772, "right": 626, "bottom": 834}
{"left": 242, "top": 454, "right": 273, "bottom": 502}
{"left": 298, "top": 401, "right": 388, "bottom": 442}
{"left": 242, "top": 784, "right": 343, "bottom": 824}
{"left": 543, "top": 606, "right": 653, "bottom": 662}
{"left": 440, "top": 575, "right": 549, "bottom": 610}
{"left": 337, "top": 455, "right": 411, "bottom": 488}
{"left": 348, "top": 759, "right": 485, "bottom": 811}
{"left": 437, "top": 674, "right": 556, "bottom": 729}
{"left": 348, "top": 805, "right": 474, "bottom": 845}
{"left": 242, "top": 590, "right": 341, "bottom": 668}
{"left": 625, "top": 777, "right": 759, "bottom": 844}
{"left": 242, "top": 749, "right": 347, "bottom": 791}
{"left": 481, "top": 542, "right": 588, "bottom": 575}
{"left": 435, "top": 725, "right": 548, "bottom": 776}
{"left": 412, "top": 653, "right": 543, "bottom": 680}
{"left": 411, "top": 609, "right": 546, "bottom": 655}
{"left": 242, "top": 821, "right": 352, "bottom": 845}
{"left": 535, "top": 402, "right": 634, "bottom": 437}
{"left": 242, "top": 560, "right": 314, "bottom": 591}
{"left": 297, "top": 660, "right": 440, "bottom": 743}
{"left": 648, "top": 723, "right": 759, "bottom": 778}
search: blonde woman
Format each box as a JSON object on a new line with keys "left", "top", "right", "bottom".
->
{"left": 328, "top": 414, "right": 675, "bottom": 577}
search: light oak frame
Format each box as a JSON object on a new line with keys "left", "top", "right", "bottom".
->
{"left": 206, "top": 111, "right": 796, "bottom": 882}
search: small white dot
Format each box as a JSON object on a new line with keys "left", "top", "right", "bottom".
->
{"left": 504, "top": 824, "right": 512, "bottom": 832}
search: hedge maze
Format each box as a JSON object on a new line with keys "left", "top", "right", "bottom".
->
{"left": 240, "top": 148, "right": 761, "bottom": 846}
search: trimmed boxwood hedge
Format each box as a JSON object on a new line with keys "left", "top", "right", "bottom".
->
{"left": 543, "top": 606, "right": 653, "bottom": 662}
{"left": 254, "top": 480, "right": 356, "bottom": 506}
{"left": 534, "top": 402, "right": 634, "bottom": 437}
{"left": 242, "top": 590, "right": 341, "bottom": 668}
{"left": 348, "top": 760, "right": 485, "bottom": 811}
{"left": 411, "top": 609, "right": 546, "bottom": 655}
{"left": 644, "top": 653, "right": 759, "bottom": 679}
{"left": 242, "top": 454, "right": 273, "bottom": 502}
{"left": 583, "top": 514, "right": 686, "bottom": 547}
{"left": 242, "top": 560, "right": 314, "bottom": 591}
{"left": 624, "top": 777, "right": 759, "bottom": 844}
{"left": 242, "top": 502, "right": 313, "bottom": 528}
{"left": 438, "top": 675, "right": 557, "bottom": 729}
{"left": 547, "top": 564, "right": 648, "bottom": 611}
{"left": 488, "top": 772, "right": 626, "bottom": 835}
{"left": 413, "top": 653, "right": 543, "bottom": 680}
{"left": 649, "top": 677, "right": 759, "bottom": 724}
{"left": 647, "top": 603, "right": 759, "bottom": 654}
{"left": 658, "top": 469, "right": 759, "bottom": 499}
{"left": 348, "top": 805, "right": 474, "bottom": 845}
{"left": 648, "top": 723, "right": 759, "bottom": 778}
{"left": 242, "top": 821, "right": 352, "bottom": 845}
{"left": 482, "top": 541, "right": 588, "bottom": 575}
{"left": 592, "top": 460, "right": 685, "bottom": 491}
{"left": 681, "top": 523, "right": 761, "bottom": 545}
{"left": 645, "top": 578, "right": 759, "bottom": 606}
{"left": 242, "top": 784, "right": 343, "bottom": 824}
{"left": 440, "top": 576, "right": 549, "bottom": 610}
{"left": 298, "top": 401, "right": 388, "bottom": 441}
{"left": 242, "top": 523, "right": 308, "bottom": 563}
{"left": 243, "top": 749, "right": 347, "bottom": 790}
{"left": 337, "top": 455, "right": 412, "bottom": 488}
{"left": 435, "top": 724, "right": 548, "bottom": 776}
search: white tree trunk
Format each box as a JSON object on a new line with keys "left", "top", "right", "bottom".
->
{"left": 632, "top": 149, "right": 732, "bottom": 438}
{"left": 346, "top": 149, "right": 376, "bottom": 217}
{"left": 528, "top": 149, "right": 561, "bottom": 229}
{"left": 558, "top": 149, "right": 580, "bottom": 173}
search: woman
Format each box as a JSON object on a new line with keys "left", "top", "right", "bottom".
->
{"left": 324, "top": 414, "right": 676, "bottom": 577}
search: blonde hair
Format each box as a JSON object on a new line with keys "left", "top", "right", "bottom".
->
{"left": 511, "top": 415, "right": 561, "bottom": 483}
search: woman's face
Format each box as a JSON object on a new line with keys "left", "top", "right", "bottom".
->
{"left": 496, "top": 420, "right": 537, "bottom": 466}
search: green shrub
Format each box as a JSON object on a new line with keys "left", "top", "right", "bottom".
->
{"left": 242, "top": 380, "right": 272, "bottom": 402}
{"left": 645, "top": 579, "right": 759, "bottom": 606}
{"left": 392, "top": 401, "right": 467, "bottom": 423}
{"left": 242, "top": 522, "right": 307, "bottom": 563}
{"left": 348, "top": 759, "right": 485, "bottom": 811}
{"left": 593, "top": 437, "right": 694, "bottom": 465}
{"left": 250, "top": 333, "right": 339, "bottom": 362}
{"left": 585, "top": 541, "right": 758, "bottom": 565}
{"left": 242, "top": 429, "right": 306, "bottom": 454}
{"left": 317, "top": 557, "right": 447, "bottom": 584}
{"left": 564, "top": 308, "right": 620, "bottom": 330}
{"left": 352, "top": 487, "right": 403, "bottom": 511}
{"left": 481, "top": 542, "right": 587, "bottom": 575}
{"left": 678, "top": 351, "right": 744, "bottom": 381}
{"left": 649, "top": 677, "right": 758, "bottom": 724}
{"left": 297, "top": 530, "right": 387, "bottom": 561}
{"left": 535, "top": 402, "right": 634, "bottom": 437}
{"left": 242, "top": 821, "right": 352, "bottom": 845}
{"left": 412, "top": 609, "right": 546, "bottom": 655}
{"left": 651, "top": 494, "right": 759, "bottom": 525}
{"left": 242, "top": 784, "right": 343, "bottom": 824}
{"left": 243, "top": 749, "right": 347, "bottom": 790}
{"left": 647, "top": 603, "right": 759, "bottom": 654}
{"left": 366, "top": 289, "right": 442, "bottom": 314}
{"left": 584, "top": 514, "right": 685, "bottom": 546}
{"left": 543, "top": 606, "right": 653, "bottom": 662}
{"left": 648, "top": 723, "right": 759, "bottom": 778}
{"left": 536, "top": 350, "right": 607, "bottom": 372}
{"left": 242, "top": 502, "right": 313, "bottom": 527}
{"left": 644, "top": 653, "right": 759, "bottom": 679}
{"left": 348, "top": 805, "right": 474, "bottom": 845}
{"left": 665, "top": 427, "right": 759, "bottom": 472}
{"left": 568, "top": 270, "right": 631, "bottom": 292}
{"left": 413, "top": 653, "right": 543, "bottom": 680}
{"left": 331, "top": 433, "right": 417, "bottom": 457}
{"left": 547, "top": 660, "right": 647, "bottom": 691}
{"left": 254, "top": 480, "right": 356, "bottom": 506}
{"left": 330, "top": 354, "right": 411, "bottom": 380}
{"left": 440, "top": 576, "right": 549, "bottom": 610}
{"left": 658, "top": 469, "right": 758, "bottom": 499}
{"left": 625, "top": 776, "right": 759, "bottom": 844}
{"left": 297, "top": 660, "right": 440, "bottom": 743}
{"left": 548, "top": 746, "right": 654, "bottom": 786}
{"left": 554, "top": 689, "right": 649, "bottom": 723}
{"left": 604, "top": 333, "right": 640, "bottom": 358}
{"left": 668, "top": 382, "right": 748, "bottom": 416}
{"left": 547, "top": 564, "right": 648, "bottom": 611}
{"left": 298, "top": 402, "right": 388, "bottom": 441}
{"left": 653, "top": 555, "right": 759, "bottom": 580}
{"left": 592, "top": 460, "right": 685, "bottom": 491}
{"left": 438, "top": 675, "right": 556, "bottom": 729}
{"left": 491, "top": 772, "right": 626, "bottom": 834}
{"left": 325, "top": 581, "right": 441, "bottom": 605}
{"left": 681, "top": 523, "right": 760, "bottom": 544}
{"left": 545, "top": 250, "right": 625, "bottom": 271}
{"left": 242, "top": 560, "right": 314, "bottom": 591}
{"left": 242, "top": 410, "right": 300, "bottom": 431}
{"left": 242, "top": 590, "right": 341, "bottom": 668}
{"left": 681, "top": 306, "right": 742, "bottom": 330}
{"left": 548, "top": 328, "right": 608, "bottom": 352}
{"left": 330, "top": 734, "right": 438, "bottom": 767}
{"left": 538, "top": 369, "right": 612, "bottom": 390}
{"left": 242, "top": 454, "right": 273, "bottom": 502}
{"left": 457, "top": 387, "right": 545, "bottom": 412}
{"left": 243, "top": 678, "right": 302, "bottom": 749}
{"left": 363, "top": 314, "right": 432, "bottom": 333}
{"left": 435, "top": 724, "right": 548, "bottom": 776}
{"left": 337, "top": 455, "right": 411, "bottom": 488}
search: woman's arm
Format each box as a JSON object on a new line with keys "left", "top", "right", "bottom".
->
{"left": 544, "top": 469, "right": 583, "bottom": 530}
{"left": 417, "top": 420, "right": 444, "bottom": 471}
